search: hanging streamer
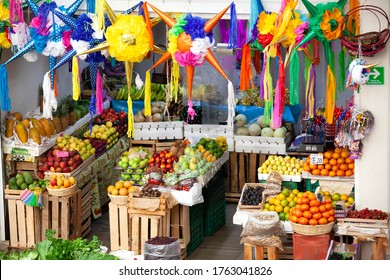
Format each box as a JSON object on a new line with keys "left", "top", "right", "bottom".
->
{"left": 263, "top": 54, "right": 273, "bottom": 125}
{"left": 42, "top": 72, "right": 57, "bottom": 119}
{"left": 249, "top": 0, "right": 264, "bottom": 41}
{"left": 143, "top": 2, "right": 154, "bottom": 49}
{"left": 239, "top": 44, "right": 253, "bottom": 91}
{"left": 289, "top": 49, "right": 299, "bottom": 105}
{"left": 72, "top": 56, "right": 80, "bottom": 100}
{"left": 227, "top": 80, "right": 236, "bottom": 127}
{"left": 337, "top": 46, "right": 346, "bottom": 93}
{"left": 273, "top": 49, "right": 285, "bottom": 129}
{"left": 228, "top": 2, "right": 237, "bottom": 49}
{"left": 325, "top": 65, "right": 336, "bottom": 124}
{"left": 96, "top": 70, "right": 103, "bottom": 115}
{"left": 144, "top": 70, "right": 152, "bottom": 116}
{"left": 171, "top": 61, "right": 180, "bottom": 102}
{"left": 347, "top": 0, "right": 360, "bottom": 36}
{"left": 87, "top": 0, "right": 96, "bottom": 13}
{"left": 96, "top": 0, "right": 105, "bottom": 31}
{"left": 0, "top": 65, "right": 11, "bottom": 111}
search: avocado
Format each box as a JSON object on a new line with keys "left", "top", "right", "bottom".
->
{"left": 20, "top": 183, "right": 28, "bottom": 190}
{"left": 22, "top": 172, "right": 34, "bottom": 185}
{"left": 16, "top": 178, "right": 25, "bottom": 187}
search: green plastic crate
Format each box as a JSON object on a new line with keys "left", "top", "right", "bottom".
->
{"left": 203, "top": 167, "right": 227, "bottom": 207}
{"left": 203, "top": 198, "right": 226, "bottom": 236}
{"left": 259, "top": 180, "right": 304, "bottom": 192}
{"left": 304, "top": 179, "right": 321, "bottom": 192}
{"left": 187, "top": 203, "right": 204, "bottom": 256}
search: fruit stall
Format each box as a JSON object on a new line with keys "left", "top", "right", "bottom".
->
{"left": 0, "top": 0, "right": 390, "bottom": 263}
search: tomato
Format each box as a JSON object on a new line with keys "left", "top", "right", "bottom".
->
{"left": 309, "top": 206, "right": 319, "bottom": 214}
{"left": 309, "top": 218, "right": 318, "bottom": 226}
{"left": 303, "top": 211, "right": 312, "bottom": 219}
{"left": 298, "top": 217, "right": 309, "bottom": 225}
{"left": 312, "top": 213, "right": 322, "bottom": 220}
{"left": 318, "top": 218, "right": 328, "bottom": 225}
{"left": 319, "top": 205, "right": 327, "bottom": 213}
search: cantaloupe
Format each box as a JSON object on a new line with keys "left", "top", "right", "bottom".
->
{"left": 257, "top": 115, "right": 269, "bottom": 128}
{"left": 236, "top": 126, "right": 249, "bottom": 136}
{"left": 235, "top": 114, "right": 247, "bottom": 127}
{"left": 274, "top": 127, "right": 287, "bottom": 138}
{"left": 248, "top": 123, "right": 262, "bottom": 136}
{"left": 261, "top": 127, "right": 274, "bottom": 137}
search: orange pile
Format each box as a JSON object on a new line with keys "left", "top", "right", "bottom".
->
{"left": 302, "top": 148, "right": 354, "bottom": 177}
{"left": 289, "top": 191, "right": 335, "bottom": 226}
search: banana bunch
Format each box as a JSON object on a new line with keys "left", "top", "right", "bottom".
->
{"left": 115, "top": 83, "right": 166, "bottom": 101}
{"left": 215, "top": 136, "right": 228, "bottom": 152}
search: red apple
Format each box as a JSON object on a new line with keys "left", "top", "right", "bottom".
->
{"left": 149, "top": 157, "right": 155, "bottom": 163}
{"left": 148, "top": 162, "right": 155, "bottom": 167}
{"left": 40, "top": 157, "right": 47, "bottom": 163}
{"left": 38, "top": 166, "right": 43, "bottom": 172}
{"left": 37, "top": 172, "right": 45, "bottom": 180}
{"left": 50, "top": 178, "right": 57, "bottom": 186}
{"left": 50, "top": 167, "right": 56, "bottom": 172}
{"left": 166, "top": 158, "right": 172, "bottom": 164}
{"left": 155, "top": 157, "right": 160, "bottom": 163}
{"left": 63, "top": 167, "right": 71, "bottom": 173}
{"left": 169, "top": 168, "right": 174, "bottom": 173}
{"left": 59, "top": 162, "right": 67, "bottom": 169}
{"left": 68, "top": 160, "right": 74, "bottom": 166}
{"left": 47, "top": 161, "right": 54, "bottom": 167}
{"left": 54, "top": 157, "right": 60, "bottom": 162}
{"left": 166, "top": 163, "right": 172, "bottom": 170}
{"left": 55, "top": 167, "right": 62, "bottom": 173}
{"left": 54, "top": 162, "right": 59, "bottom": 168}
{"left": 160, "top": 163, "right": 166, "bottom": 169}
{"left": 161, "top": 157, "right": 166, "bottom": 164}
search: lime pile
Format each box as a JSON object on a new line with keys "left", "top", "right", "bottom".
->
{"left": 262, "top": 188, "right": 299, "bottom": 221}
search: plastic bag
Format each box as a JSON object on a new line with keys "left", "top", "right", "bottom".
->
{"left": 240, "top": 212, "right": 284, "bottom": 238}
{"left": 240, "top": 235, "right": 283, "bottom": 251}
{"left": 144, "top": 238, "right": 180, "bottom": 260}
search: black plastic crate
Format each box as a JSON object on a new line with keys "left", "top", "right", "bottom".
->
{"left": 203, "top": 198, "right": 226, "bottom": 236}
{"left": 187, "top": 203, "right": 205, "bottom": 256}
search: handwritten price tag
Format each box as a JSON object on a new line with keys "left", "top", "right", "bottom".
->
{"left": 310, "top": 154, "right": 323, "bottom": 165}
{"left": 57, "top": 151, "right": 69, "bottom": 158}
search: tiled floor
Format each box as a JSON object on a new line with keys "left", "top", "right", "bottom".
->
{"left": 87, "top": 202, "right": 245, "bottom": 260}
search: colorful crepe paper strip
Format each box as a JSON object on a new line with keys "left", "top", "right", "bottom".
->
{"left": 20, "top": 188, "right": 43, "bottom": 208}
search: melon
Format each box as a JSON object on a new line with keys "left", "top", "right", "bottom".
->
{"left": 236, "top": 126, "right": 249, "bottom": 136}
{"left": 261, "top": 127, "right": 274, "bottom": 137}
{"left": 235, "top": 114, "right": 247, "bottom": 127}
{"left": 257, "top": 115, "right": 269, "bottom": 128}
{"left": 274, "top": 127, "right": 287, "bottom": 138}
{"left": 248, "top": 124, "right": 262, "bottom": 136}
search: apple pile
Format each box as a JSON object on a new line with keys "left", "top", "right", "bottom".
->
{"left": 38, "top": 149, "right": 83, "bottom": 177}
{"left": 172, "top": 146, "right": 213, "bottom": 177}
{"left": 95, "top": 108, "right": 128, "bottom": 137}
{"left": 148, "top": 150, "right": 178, "bottom": 174}
{"left": 53, "top": 134, "right": 95, "bottom": 160}
{"left": 84, "top": 123, "right": 119, "bottom": 150}
{"left": 47, "top": 174, "right": 76, "bottom": 189}
{"left": 117, "top": 148, "right": 151, "bottom": 184}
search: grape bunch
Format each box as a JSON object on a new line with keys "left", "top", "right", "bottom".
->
{"left": 241, "top": 186, "right": 264, "bottom": 206}
{"left": 181, "top": 106, "right": 202, "bottom": 124}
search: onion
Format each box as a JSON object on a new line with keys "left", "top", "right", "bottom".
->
{"left": 152, "top": 106, "right": 161, "bottom": 114}
{"left": 134, "top": 115, "right": 145, "bottom": 123}
{"left": 152, "top": 113, "right": 164, "bottom": 122}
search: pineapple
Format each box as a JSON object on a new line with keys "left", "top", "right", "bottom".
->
{"left": 59, "top": 98, "right": 70, "bottom": 131}
{"left": 52, "top": 108, "right": 62, "bottom": 133}
{"left": 64, "top": 95, "right": 77, "bottom": 125}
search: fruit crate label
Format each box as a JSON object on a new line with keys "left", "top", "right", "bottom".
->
{"left": 11, "top": 147, "right": 29, "bottom": 156}
{"left": 57, "top": 151, "right": 70, "bottom": 157}
{"left": 310, "top": 154, "right": 323, "bottom": 165}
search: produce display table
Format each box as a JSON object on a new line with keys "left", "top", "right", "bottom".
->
{"left": 244, "top": 243, "right": 279, "bottom": 260}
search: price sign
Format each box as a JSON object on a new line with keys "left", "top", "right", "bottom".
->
{"left": 57, "top": 151, "right": 70, "bottom": 157}
{"left": 310, "top": 154, "right": 323, "bottom": 165}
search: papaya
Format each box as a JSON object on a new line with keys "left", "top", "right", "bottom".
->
{"left": 48, "top": 119, "right": 57, "bottom": 135}
{"left": 30, "top": 118, "right": 46, "bottom": 138}
{"left": 38, "top": 118, "right": 53, "bottom": 138}
{"left": 29, "top": 127, "right": 41, "bottom": 145}
{"left": 5, "top": 118, "right": 15, "bottom": 138}
{"left": 14, "top": 123, "right": 28, "bottom": 144}
{"left": 21, "top": 119, "right": 31, "bottom": 129}
{"left": 12, "top": 112, "right": 23, "bottom": 122}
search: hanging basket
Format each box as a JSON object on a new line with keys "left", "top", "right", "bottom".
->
{"left": 341, "top": 5, "right": 390, "bottom": 57}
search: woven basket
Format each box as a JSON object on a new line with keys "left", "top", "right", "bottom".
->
{"left": 290, "top": 222, "right": 334, "bottom": 236}
{"left": 46, "top": 183, "right": 77, "bottom": 197}
{"left": 108, "top": 193, "right": 129, "bottom": 205}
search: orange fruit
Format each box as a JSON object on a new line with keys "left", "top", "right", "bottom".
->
{"left": 340, "top": 163, "right": 349, "bottom": 171}
{"left": 323, "top": 158, "right": 329, "bottom": 165}
{"left": 309, "top": 206, "right": 319, "bottom": 214}
{"left": 337, "top": 158, "right": 345, "bottom": 165}
{"left": 302, "top": 192, "right": 308, "bottom": 198}
{"left": 308, "top": 193, "right": 316, "bottom": 201}
{"left": 303, "top": 211, "right": 312, "bottom": 219}
{"left": 296, "top": 197, "right": 302, "bottom": 205}
{"left": 327, "top": 216, "right": 335, "bottom": 223}
{"left": 325, "top": 164, "right": 332, "bottom": 170}
{"left": 123, "top": 181, "right": 132, "bottom": 188}
{"left": 341, "top": 151, "right": 349, "bottom": 158}
{"left": 309, "top": 199, "right": 320, "bottom": 207}
{"left": 324, "top": 198, "right": 332, "bottom": 204}
{"left": 329, "top": 171, "right": 336, "bottom": 177}
{"left": 290, "top": 215, "right": 298, "bottom": 223}
{"left": 309, "top": 218, "right": 318, "bottom": 226}
{"left": 312, "top": 169, "right": 321, "bottom": 176}
{"left": 348, "top": 163, "right": 355, "bottom": 170}
{"left": 320, "top": 169, "right": 330, "bottom": 176}
{"left": 345, "top": 170, "right": 353, "bottom": 177}
{"left": 345, "top": 158, "right": 354, "bottom": 164}
{"left": 306, "top": 157, "right": 311, "bottom": 164}
{"left": 303, "top": 166, "right": 311, "bottom": 172}
{"left": 312, "top": 213, "right": 322, "bottom": 220}
{"left": 322, "top": 211, "right": 330, "bottom": 219}
{"left": 115, "top": 181, "right": 124, "bottom": 189}
{"left": 111, "top": 188, "right": 119, "bottom": 196}
{"left": 324, "top": 151, "right": 333, "bottom": 159}
{"left": 336, "top": 170, "right": 345, "bottom": 177}
{"left": 119, "top": 188, "right": 128, "bottom": 196}
{"left": 309, "top": 164, "right": 318, "bottom": 170}
{"left": 318, "top": 164, "right": 325, "bottom": 170}
{"left": 334, "top": 148, "right": 342, "bottom": 154}
{"left": 332, "top": 153, "right": 341, "bottom": 159}
{"left": 329, "top": 159, "right": 337, "bottom": 165}
{"left": 318, "top": 218, "right": 328, "bottom": 225}
{"left": 294, "top": 209, "right": 303, "bottom": 218}
{"left": 298, "top": 217, "right": 309, "bottom": 225}
{"left": 325, "top": 203, "right": 333, "bottom": 210}
{"left": 301, "top": 204, "right": 310, "bottom": 211}
{"left": 319, "top": 205, "right": 327, "bottom": 213}
{"left": 328, "top": 209, "right": 335, "bottom": 216}
{"left": 301, "top": 197, "right": 310, "bottom": 204}
{"left": 332, "top": 165, "right": 340, "bottom": 172}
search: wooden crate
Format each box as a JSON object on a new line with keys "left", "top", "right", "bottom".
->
{"left": 335, "top": 217, "right": 390, "bottom": 238}
{"left": 40, "top": 190, "right": 82, "bottom": 240}
{"left": 133, "top": 121, "right": 184, "bottom": 140}
{"left": 5, "top": 193, "right": 40, "bottom": 249}
{"left": 170, "top": 205, "right": 190, "bottom": 246}
{"left": 80, "top": 182, "right": 92, "bottom": 237}
{"left": 109, "top": 202, "right": 131, "bottom": 251}
{"left": 226, "top": 152, "right": 267, "bottom": 202}
{"left": 155, "top": 140, "right": 176, "bottom": 152}
{"left": 130, "top": 139, "right": 157, "bottom": 154}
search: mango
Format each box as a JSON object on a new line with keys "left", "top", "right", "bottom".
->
{"left": 5, "top": 118, "right": 15, "bottom": 138}
{"left": 14, "top": 123, "right": 28, "bottom": 144}
{"left": 29, "top": 127, "right": 41, "bottom": 145}
{"left": 30, "top": 118, "right": 46, "bottom": 138}
{"left": 12, "top": 112, "right": 23, "bottom": 122}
